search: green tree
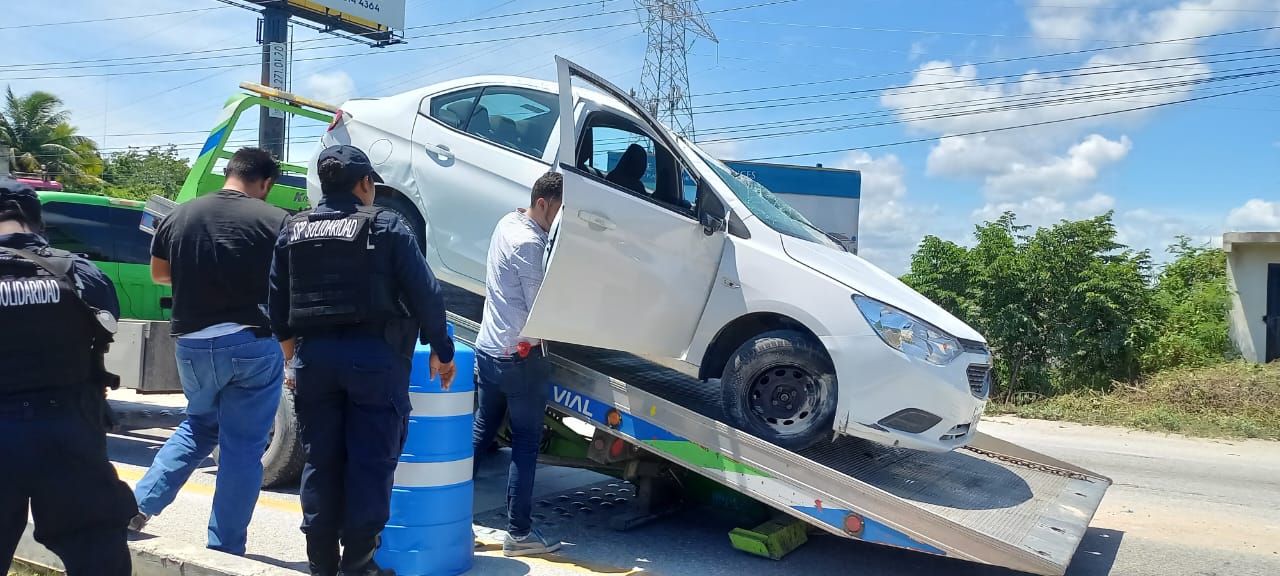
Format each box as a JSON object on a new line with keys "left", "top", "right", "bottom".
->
{"left": 1142, "top": 236, "right": 1233, "bottom": 371}
{"left": 903, "top": 211, "right": 1158, "bottom": 399}
{"left": 101, "top": 145, "right": 191, "bottom": 200}
{"left": 0, "top": 86, "right": 102, "bottom": 186}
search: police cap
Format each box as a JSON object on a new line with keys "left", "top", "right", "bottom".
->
{"left": 317, "top": 144, "right": 383, "bottom": 196}
{"left": 0, "top": 177, "right": 42, "bottom": 230}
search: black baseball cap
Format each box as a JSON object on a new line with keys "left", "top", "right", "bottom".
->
{"left": 0, "top": 177, "right": 43, "bottom": 231}
{"left": 317, "top": 144, "right": 383, "bottom": 195}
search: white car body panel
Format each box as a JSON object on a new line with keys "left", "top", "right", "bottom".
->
{"left": 306, "top": 58, "right": 990, "bottom": 453}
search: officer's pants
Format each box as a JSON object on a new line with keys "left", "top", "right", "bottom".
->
{"left": 0, "top": 391, "right": 136, "bottom": 576}
{"left": 293, "top": 334, "right": 411, "bottom": 574}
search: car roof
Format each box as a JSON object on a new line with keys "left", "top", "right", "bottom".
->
{"left": 37, "top": 191, "right": 144, "bottom": 209}
{"left": 369, "top": 73, "right": 635, "bottom": 115}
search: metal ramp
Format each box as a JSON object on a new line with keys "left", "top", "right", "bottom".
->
{"left": 445, "top": 310, "right": 1109, "bottom": 575}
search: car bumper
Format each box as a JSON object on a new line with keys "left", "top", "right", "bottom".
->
{"left": 821, "top": 334, "right": 991, "bottom": 453}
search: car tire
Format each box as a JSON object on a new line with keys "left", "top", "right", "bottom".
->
{"left": 720, "top": 330, "right": 837, "bottom": 452}
{"left": 375, "top": 188, "right": 427, "bottom": 255}
{"left": 211, "top": 385, "right": 306, "bottom": 488}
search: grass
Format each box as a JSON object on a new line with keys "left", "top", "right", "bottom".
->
{"left": 988, "top": 360, "right": 1280, "bottom": 440}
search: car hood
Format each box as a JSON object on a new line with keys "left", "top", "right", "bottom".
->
{"left": 779, "top": 236, "right": 985, "bottom": 342}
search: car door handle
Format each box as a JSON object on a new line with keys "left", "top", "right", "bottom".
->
{"left": 577, "top": 210, "right": 615, "bottom": 230}
{"left": 425, "top": 143, "right": 453, "bottom": 158}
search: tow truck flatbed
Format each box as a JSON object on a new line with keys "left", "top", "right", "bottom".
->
{"left": 441, "top": 299, "right": 1110, "bottom": 576}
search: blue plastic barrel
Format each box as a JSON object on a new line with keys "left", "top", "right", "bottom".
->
{"left": 376, "top": 323, "right": 476, "bottom": 576}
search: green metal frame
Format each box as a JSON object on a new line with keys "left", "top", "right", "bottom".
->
{"left": 175, "top": 93, "right": 334, "bottom": 211}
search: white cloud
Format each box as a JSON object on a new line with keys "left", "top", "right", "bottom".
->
{"left": 971, "top": 193, "right": 1116, "bottom": 228}
{"left": 984, "top": 134, "right": 1131, "bottom": 201}
{"left": 697, "top": 139, "right": 744, "bottom": 160}
{"left": 1227, "top": 199, "right": 1280, "bottom": 231}
{"left": 834, "top": 151, "right": 951, "bottom": 275}
{"left": 304, "top": 71, "right": 357, "bottom": 106}
{"left": 877, "top": 0, "right": 1272, "bottom": 248}
{"left": 908, "top": 41, "right": 928, "bottom": 61}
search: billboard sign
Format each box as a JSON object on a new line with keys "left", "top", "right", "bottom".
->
{"left": 302, "top": 0, "right": 406, "bottom": 30}
{"left": 243, "top": 0, "right": 406, "bottom": 40}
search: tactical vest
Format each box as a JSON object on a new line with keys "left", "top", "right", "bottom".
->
{"left": 0, "top": 247, "right": 98, "bottom": 397}
{"left": 285, "top": 205, "right": 405, "bottom": 332}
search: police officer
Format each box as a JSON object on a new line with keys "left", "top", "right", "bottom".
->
{"left": 268, "top": 145, "right": 457, "bottom": 576}
{"left": 0, "top": 177, "right": 137, "bottom": 575}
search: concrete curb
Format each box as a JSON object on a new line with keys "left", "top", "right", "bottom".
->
{"left": 16, "top": 522, "right": 300, "bottom": 576}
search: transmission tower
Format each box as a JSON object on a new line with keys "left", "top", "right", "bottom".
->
{"left": 633, "top": 0, "right": 718, "bottom": 140}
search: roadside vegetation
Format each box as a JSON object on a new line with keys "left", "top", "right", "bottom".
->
{"left": 903, "top": 212, "right": 1278, "bottom": 440}
{"left": 2, "top": 87, "right": 191, "bottom": 200}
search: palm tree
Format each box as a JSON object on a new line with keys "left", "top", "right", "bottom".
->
{"left": 0, "top": 86, "right": 103, "bottom": 185}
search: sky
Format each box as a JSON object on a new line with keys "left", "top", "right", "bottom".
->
{"left": 5, "top": 0, "right": 1280, "bottom": 275}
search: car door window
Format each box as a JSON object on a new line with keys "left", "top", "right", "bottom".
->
{"left": 108, "top": 206, "right": 153, "bottom": 265}
{"left": 41, "top": 202, "right": 115, "bottom": 262}
{"left": 425, "top": 87, "right": 482, "bottom": 130}
{"left": 581, "top": 116, "right": 696, "bottom": 218}
{"left": 463, "top": 86, "right": 559, "bottom": 159}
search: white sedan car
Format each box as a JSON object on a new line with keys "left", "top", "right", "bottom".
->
{"left": 308, "top": 57, "right": 992, "bottom": 453}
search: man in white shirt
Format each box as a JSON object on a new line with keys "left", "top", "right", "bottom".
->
{"left": 472, "top": 172, "right": 563, "bottom": 557}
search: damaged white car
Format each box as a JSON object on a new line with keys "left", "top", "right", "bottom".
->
{"left": 308, "top": 57, "right": 992, "bottom": 453}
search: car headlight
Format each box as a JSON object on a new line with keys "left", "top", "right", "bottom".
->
{"left": 853, "top": 295, "right": 962, "bottom": 366}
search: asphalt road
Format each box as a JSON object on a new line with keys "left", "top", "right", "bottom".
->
{"left": 100, "top": 390, "right": 1280, "bottom": 576}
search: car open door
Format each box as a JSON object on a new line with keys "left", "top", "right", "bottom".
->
{"left": 521, "top": 56, "right": 726, "bottom": 359}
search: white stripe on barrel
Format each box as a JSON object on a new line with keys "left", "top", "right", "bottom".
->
{"left": 409, "top": 391, "right": 473, "bottom": 418}
{"left": 393, "top": 457, "right": 475, "bottom": 488}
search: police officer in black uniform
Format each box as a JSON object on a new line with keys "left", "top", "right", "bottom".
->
{"left": 268, "top": 145, "right": 457, "bottom": 576}
{"left": 0, "top": 177, "right": 137, "bottom": 576}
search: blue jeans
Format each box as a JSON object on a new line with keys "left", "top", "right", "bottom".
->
{"left": 471, "top": 349, "right": 551, "bottom": 538}
{"left": 132, "top": 329, "right": 283, "bottom": 556}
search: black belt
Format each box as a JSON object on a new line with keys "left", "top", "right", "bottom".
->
{"left": 299, "top": 322, "right": 386, "bottom": 339}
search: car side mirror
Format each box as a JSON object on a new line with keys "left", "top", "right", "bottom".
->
{"left": 701, "top": 212, "right": 725, "bottom": 235}
{"left": 696, "top": 179, "right": 728, "bottom": 236}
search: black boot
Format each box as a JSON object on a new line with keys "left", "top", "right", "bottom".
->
{"left": 306, "top": 533, "right": 341, "bottom": 576}
{"left": 338, "top": 533, "right": 394, "bottom": 576}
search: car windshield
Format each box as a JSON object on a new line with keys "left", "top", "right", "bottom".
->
{"left": 686, "top": 143, "right": 844, "bottom": 251}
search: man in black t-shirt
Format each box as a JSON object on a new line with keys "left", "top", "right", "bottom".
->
{"left": 129, "top": 148, "right": 290, "bottom": 557}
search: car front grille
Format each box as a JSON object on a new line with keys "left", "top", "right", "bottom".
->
{"left": 940, "top": 423, "right": 971, "bottom": 442}
{"left": 967, "top": 364, "right": 992, "bottom": 399}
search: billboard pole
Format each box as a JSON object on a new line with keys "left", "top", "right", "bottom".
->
{"left": 259, "top": 6, "right": 289, "bottom": 160}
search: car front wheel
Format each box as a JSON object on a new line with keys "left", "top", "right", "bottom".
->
{"left": 720, "top": 330, "right": 838, "bottom": 452}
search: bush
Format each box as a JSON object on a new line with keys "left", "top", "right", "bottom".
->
{"left": 903, "top": 215, "right": 1233, "bottom": 402}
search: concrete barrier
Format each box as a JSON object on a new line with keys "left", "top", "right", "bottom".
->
{"left": 16, "top": 521, "right": 299, "bottom": 576}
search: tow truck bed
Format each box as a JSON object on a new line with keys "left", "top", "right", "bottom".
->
{"left": 441, "top": 294, "right": 1109, "bottom": 576}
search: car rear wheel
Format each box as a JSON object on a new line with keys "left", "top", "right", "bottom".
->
{"left": 720, "top": 330, "right": 837, "bottom": 451}
{"left": 375, "top": 187, "right": 426, "bottom": 255}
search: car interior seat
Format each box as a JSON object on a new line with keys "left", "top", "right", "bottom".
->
{"left": 606, "top": 143, "right": 648, "bottom": 196}
{"left": 469, "top": 105, "right": 493, "bottom": 139}
{"left": 492, "top": 116, "right": 521, "bottom": 151}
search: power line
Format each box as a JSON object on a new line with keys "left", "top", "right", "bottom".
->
{"left": 1, "top": 2, "right": 638, "bottom": 74}
{"left": 0, "top": 0, "right": 623, "bottom": 71}
{"left": 699, "top": 69, "right": 1280, "bottom": 144}
{"left": 1, "top": 0, "right": 789, "bottom": 81}
{"left": 0, "top": 7, "right": 226, "bottom": 30}
{"left": 705, "top": 17, "right": 1279, "bottom": 46}
{"left": 740, "top": 80, "right": 1280, "bottom": 162}
{"left": 693, "top": 49, "right": 1280, "bottom": 114}
{"left": 694, "top": 61, "right": 1280, "bottom": 139}
{"left": 0, "top": 23, "right": 634, "bottom": 81}
{"left": 692, "top": 24, "right": 1280, "bottom": 98}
